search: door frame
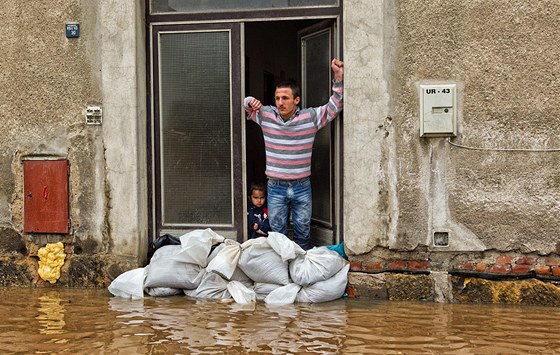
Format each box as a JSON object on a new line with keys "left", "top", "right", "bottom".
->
{"left": 146, "top": 4, "right": 343, "bottom": 244}
{"left": 298, "top": 19, "right": 342, "bottom": 245}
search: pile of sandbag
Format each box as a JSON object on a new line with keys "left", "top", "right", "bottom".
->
{"left": 108, "top": 229, "right": 349, "bottom": 305}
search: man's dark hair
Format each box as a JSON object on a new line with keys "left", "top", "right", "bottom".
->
{"left": 275, "top": 81, "right": 301, "bottom": 99}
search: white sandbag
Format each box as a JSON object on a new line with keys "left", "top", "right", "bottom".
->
{"left": 295, "top": 263, "right": 350, "bottom": 303}
{"left": 289, "top": 246, "right": 347, "bottom": 287}
{"left": 108, "top": 267, "right": 146, "bottom": 299}
{"left": 145, "top": 287, "right": 183, "bottom": 297}
{"left": 208, "top": 243, "right": 253, "bottom": 286}
{"left": 230, "top": 267, "right": 253, "bottom": 288}
{"left": 238, "top": 238, "right": 290, "bottom": 285}
{"left": 267, "top": 232, "right": 306, "bottom": 262}
{"left": 207, "top": 242, "right": 223, "bottom": 263}
{"left": 206, "top": 239, "right": 241, "bottom": 280}
{"left": 184, "top": 271, "right": 231, "bottom": 300}
{"left": 253, "top": 282, "right": 283, "bottom": 301}
{"left": 173, "top": 228, "right": 225, "bottom": 267}
{"left": 144, "top": 245, "right": 204, "bottom": 289}
{"left": 227, "top": 280, "right": 257, "bottom": 304}
{"left": 264, "top": 283, "right": 302, "bottom": 305}
{"left": 183, "top": 288, "right": 197, "bottom": 298}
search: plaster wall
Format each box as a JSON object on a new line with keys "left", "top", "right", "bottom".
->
{"left": 100, "top": 1, "right": 148, "bottom": 261}
{"left": 343, "top": 0, "right": 560, "bottom": 256}
{"left": 0, "top": 0, "right": 147, "bottom": 279}
{"left": 343, "top": 0, "right": 394, "bottom": 254}
{"left": 1, "top": 0, "right": 559, "bottom": 295}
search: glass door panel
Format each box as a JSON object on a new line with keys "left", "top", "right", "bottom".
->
{"left": 153, "top": 24, "right": 242, "bottom": 237}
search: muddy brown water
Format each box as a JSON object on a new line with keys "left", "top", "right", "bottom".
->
{"left": 1, "top": 288, "right": 559, "bottom": 354}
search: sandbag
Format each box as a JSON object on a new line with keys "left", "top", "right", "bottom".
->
{"left": 148, "top": 233, "right": 181, "bottom": 262}
{"left": 173, "top": 229, "right": 225, "bottom": 267}
{"left": 108, "top": 267, "right": 146, "bottom": 299}
{"left": 109, "top": 227, "right": 348, "bottom": 304}
{"left": 206, "top": 239, "right": 241, "bottom": 280}
{"left": 227, "top": 280, "right": 257, "bottom": 304}
{"left": 264, "top": 283, "right": 302, "bottom": 305}
{"left": 208, "top": 243, "right": 253, "bottom": 286}
{"left": 289, "top": 246, "right": 347, "bottom": 287}
{"left": 144, "top": 245, "right": 204, "bottom": 290}
{"left": 267, "top": 232, "right": 305, "bottom": 262}
{"left": 238, "top": 237, "right": 291, "bottom": 285}
{"left": 145, "top": 287, "right": 183, "bottom": 297}
{"left": 229, "top": 267, "right": 253, "bottom": 288}
{"left": 253, "top": 282, "right": 283, "bottom": 301}
{"left": 295, "top": 263, "right": 350, "bottom": 303}
{"left": 184, "top": 271, "right": 231, "bottom": 300}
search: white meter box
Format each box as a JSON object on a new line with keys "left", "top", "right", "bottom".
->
{"left": 419, "top": 84, "right": 457, "bottom": 137}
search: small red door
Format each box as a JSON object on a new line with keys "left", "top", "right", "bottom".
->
{"left": 24, "top": 159, "right": 70, "bottom": 233}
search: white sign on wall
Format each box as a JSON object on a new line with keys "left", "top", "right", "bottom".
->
{"left": 419, "top": 84, "right": 457, "bottom": 137}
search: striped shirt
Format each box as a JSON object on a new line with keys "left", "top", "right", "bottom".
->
{"left": 244, "top": 81, "right": 343, "bottom": 180}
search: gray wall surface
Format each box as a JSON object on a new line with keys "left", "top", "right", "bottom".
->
{"left": 0, "top": 0, "right": 558, "bottom": 290}
{"left": 0, "top": 0, "right": 148, "bottom": 282}
{"left": 344, "top": 0, "right": 560, "bottom": 257}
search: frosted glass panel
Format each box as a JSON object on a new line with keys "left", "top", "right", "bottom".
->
{"left": 303, "top": 30, "right": 332, "bottom": 225}
{"left": 152, "top": 0, "right": 338, "bottom": 13}
{"left": 159, "top": 31, "right": 232, "bottom": 226}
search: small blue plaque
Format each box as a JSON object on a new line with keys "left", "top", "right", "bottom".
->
{"left": 66, "top": 23, "right": 79, "bottom": 38}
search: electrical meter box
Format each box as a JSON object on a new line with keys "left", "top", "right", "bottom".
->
{"left": 419, "top": 84, "right": 457, "bottom": 137}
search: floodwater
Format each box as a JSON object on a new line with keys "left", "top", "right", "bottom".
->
{"left": 1, "top": 288, "right": 559, "bottom": 354}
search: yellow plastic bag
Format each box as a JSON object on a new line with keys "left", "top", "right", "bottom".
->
{"left": 38, "top": 242, "right": 66, "bottom": 284}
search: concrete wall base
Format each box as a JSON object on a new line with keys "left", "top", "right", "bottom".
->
{"left": 0, "top": 254, "right": 140, "bottom": 288}
{"left": 348, "top": 271, "right": 560, "bottom": 306}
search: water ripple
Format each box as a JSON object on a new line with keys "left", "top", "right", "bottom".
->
{"left": 0, "top": 289, "right": 559, "bottom": 354}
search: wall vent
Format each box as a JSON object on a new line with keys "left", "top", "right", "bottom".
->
{"left": 433, "top": 231, "right": 449, "bottom": 247}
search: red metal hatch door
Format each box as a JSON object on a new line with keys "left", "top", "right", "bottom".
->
{"left": 23, "top": 159, "right": 70, "bottom": 234}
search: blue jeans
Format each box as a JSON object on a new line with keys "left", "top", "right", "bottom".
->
{"left": 267, "top": 177, "right": 312, "bottom": 250}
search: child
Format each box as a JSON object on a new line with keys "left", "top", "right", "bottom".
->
{"left": 247, "top": 182, "right": 271, "bottom": 239}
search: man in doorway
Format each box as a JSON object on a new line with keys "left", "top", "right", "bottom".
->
{"left": 243, "top": 58, "right": 344, "bottom": 250}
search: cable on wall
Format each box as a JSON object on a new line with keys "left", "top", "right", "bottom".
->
{"left": 446, "top": 138, "right": 560, "bottom": 152}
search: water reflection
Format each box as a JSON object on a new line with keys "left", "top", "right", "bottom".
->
{"left": 108, "top": 296, "right": 349, "bottom": 353}
{"left": 1, "top": 288, "right": 559, "bottom": 354}
{"left": 36, "top": 292, "right": 66, "bottom": 335}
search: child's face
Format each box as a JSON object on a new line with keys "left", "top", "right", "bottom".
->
{"left": 249, "top": 189, "right": 266, "bottom": 208}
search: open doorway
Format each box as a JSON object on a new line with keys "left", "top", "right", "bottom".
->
{"left": 148, "top": 16, "right": 341, "bottom": 245}
{"left": 244, "top": 19, "right": 341, "bottom": 246}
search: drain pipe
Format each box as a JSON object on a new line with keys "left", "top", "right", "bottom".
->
{"left": 447, "top": 269, "right": 560, "bottom": 281}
